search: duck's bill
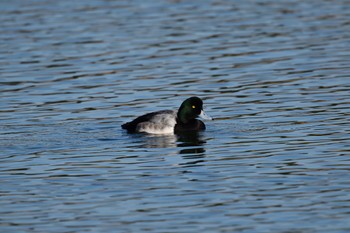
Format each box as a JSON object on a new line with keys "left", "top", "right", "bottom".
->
{"left": 198, "top": 110, "right": 213, "bottom": 120}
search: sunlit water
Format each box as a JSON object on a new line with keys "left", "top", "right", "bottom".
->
{"left": 1, "top": 0, "right": 350, "bottom": 232}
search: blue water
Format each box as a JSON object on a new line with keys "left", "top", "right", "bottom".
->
{"left": 1, "top": 0, "right": 350, "bottom": 232}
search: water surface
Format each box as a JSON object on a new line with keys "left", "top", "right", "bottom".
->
{"left": 1, "top": 0, "right": 350, "bottom": 232}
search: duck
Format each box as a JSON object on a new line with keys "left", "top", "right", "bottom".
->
{"left": 121, "top": 96, "right": 212, "bottom": 134}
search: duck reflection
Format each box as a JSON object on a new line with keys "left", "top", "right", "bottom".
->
{"left": 139, "top": 132, "right": 206, "bottom": 151}
{"left": 176, "top": 131, "right": 206, "bottom": 167}
{"left": 129, "top": 131, "right": 207, "bottom": 166}
{"left": 141, "top": 134, "right": 177, "bottom": 148}
{"left": 177, "top": 131, "right": 206, "bottom": 154}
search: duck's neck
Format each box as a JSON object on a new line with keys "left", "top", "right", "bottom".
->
{"left": 177, "top": 107, "right": 192, "bottom": 124}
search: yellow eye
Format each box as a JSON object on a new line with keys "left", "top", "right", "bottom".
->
{"left": 192, "top": 105, "right": 196, "bottom": 109}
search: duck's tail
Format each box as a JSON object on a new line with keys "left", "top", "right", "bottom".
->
{"left": 121, "top": 122, "right": 137, "bottom": 133}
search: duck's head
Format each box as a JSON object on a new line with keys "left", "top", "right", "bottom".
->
{"left": 177, "top": 97, "right": 212, "bottom": 124}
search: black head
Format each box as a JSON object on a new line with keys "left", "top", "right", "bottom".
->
{"left": 177, "top": 97, "right": 205, "bottom": 124}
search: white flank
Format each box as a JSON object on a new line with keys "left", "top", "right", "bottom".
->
{"left": 136, "top": 111, "right": 177, "bottom": 135}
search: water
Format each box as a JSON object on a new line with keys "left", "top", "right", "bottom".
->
{"left": 1, "top": 0, "right": 350, "bottom": 232}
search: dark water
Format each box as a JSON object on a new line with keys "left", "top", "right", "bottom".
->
{"left": 1, "top": 0, "right": 350, "bottom": 232}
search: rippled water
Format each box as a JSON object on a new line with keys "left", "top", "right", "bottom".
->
{"left": 1, "top": 0, "right": 350, "bottom": 232}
